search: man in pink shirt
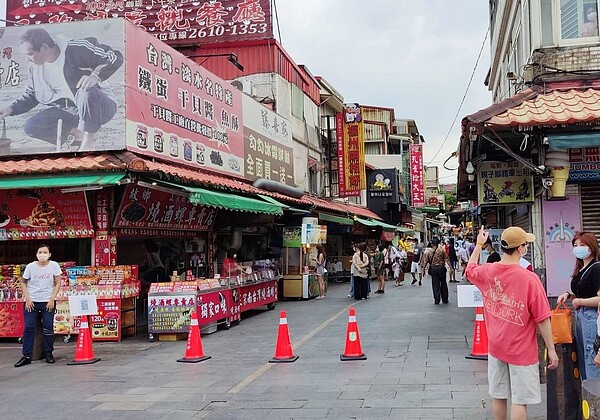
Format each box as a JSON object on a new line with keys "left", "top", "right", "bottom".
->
{"left": 465, "top": 226, "right": 558, "bottom": 420}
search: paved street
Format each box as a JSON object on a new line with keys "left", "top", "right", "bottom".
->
{"left": 0, "top": 275, "right": 547, "bottom": 419}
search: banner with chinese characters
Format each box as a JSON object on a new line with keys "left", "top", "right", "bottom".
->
{"left": 477, "top": 161, "right": 534, "bottom": 205}
{"left": 409, "top": 145, "right": 425, "bottom": 208}
{"left": 196, "top": 290, "right": 230, "bottom": 324}
{"left": 148, "top": 293, "right": 196, "bottom": 333}
{"left": 0, "top": 188, "right": 94, "bottom": 241}
{"left": 335, "top": 105, "right": 366, "bottom": 197}
{"left": 239, "top": 280, "right": 277, "bottom": 312}
{"left": 125, "top": 21, "right": 244, "bottom": 177}
{"left": 242, "top": 95, "right": 294, "bottom": 184}
{"left": 113, "top": 184, "right": 216, "bottom": 231}
{"left": 0, "top": 19, "right": 125, "bottom": 156}
{"left": 5, "top": 0, "right": 273, "bottom": 46}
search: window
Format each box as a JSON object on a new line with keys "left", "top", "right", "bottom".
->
{"left": 541, "top": 0, "right": 554, "bottom": 46}
{"left": 291, "top": 84, "right": 304, "bottom": 119}
{"left": 560, "top": 0, "right": 599, "bottom": 40}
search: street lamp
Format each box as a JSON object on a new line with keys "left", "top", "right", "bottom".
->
{"left": 187, "top": 53, "right": 244, "bottom": 71}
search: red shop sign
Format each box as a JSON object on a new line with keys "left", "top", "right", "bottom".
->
{"left": 0, "top": 301, "right": 24, "bottom": 337}
{"left": 196, "top": 290, "right": 229, "bottom": 324}
{"left": 0, "top": 188, "right": 94, "bottom": 241}
{"left": 114, "top": 184, "right": 216, "bottom": 231}
{"left": 239, "top": 280, "right": 277, "bottom": 312}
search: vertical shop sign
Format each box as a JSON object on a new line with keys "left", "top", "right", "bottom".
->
{"left": 409, "top": 145, "right": 425, "bottom": 207}
{"left": 543, "top": 193, "right": 581, "bottom": 297}
{"left": 335, "top": 113, "right": 346, "bottom": 195}
{"left": 125, "top": 22, "right": 244, "bottom": 177}
{"left": 336, "top": 104, "right": 365, "bottom": 197}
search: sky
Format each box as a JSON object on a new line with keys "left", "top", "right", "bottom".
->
{"left": 273, "top": 0, "right": 492, "bottom": 185}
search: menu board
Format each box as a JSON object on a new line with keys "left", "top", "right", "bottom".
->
{"left": 0, "top": 188, "right": 93, "bottom": 240}
{"left": 114, "top": 184, "right": 216, "bottom": 231}
{"left": 148, "top": 294, "right": 196, "bottom": 333}
{"left": 54, "top": 301, "right": 78, "bottom": 335}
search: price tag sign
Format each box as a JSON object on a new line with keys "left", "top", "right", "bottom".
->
{"left": 68, "top": 294, "right": 99, "bottom": 316}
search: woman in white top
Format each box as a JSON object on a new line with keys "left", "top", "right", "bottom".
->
{"left": 14, "top": 244, "right": 62, "bottom": 367}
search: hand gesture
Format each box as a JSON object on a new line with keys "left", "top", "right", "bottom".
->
{"left": 557, "top": 292, "right": 570, "bottom": 305}
{"left": 76, "top": 74, "right": 101, "bottom": 90}
{"left": 0, "top": 106, "right": 13, "bottom": 118}
{"left": 547, "top": 347, "right": 559, "bottom": 370}
{"left": 476, "top": 226, "right": 489, "bottom": 245}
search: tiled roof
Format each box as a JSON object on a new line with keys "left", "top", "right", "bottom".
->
{"left": 464, "top": 81, "right": 600, "bottom": 128}
{"left": 0, "top": 151, "right": 382, "bottom": 220}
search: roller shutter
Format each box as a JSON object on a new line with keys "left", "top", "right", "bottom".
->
{"left": 581, "top": 184, "right": 600, "bottom": 235}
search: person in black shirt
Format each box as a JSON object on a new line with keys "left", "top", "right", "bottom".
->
{"left": 484, "top": 238, "right": 501, "bottom": 263}
{"left": 557, "top": 231, "right": 600, "bottom": 380}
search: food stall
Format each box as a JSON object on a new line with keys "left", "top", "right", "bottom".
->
{"left": 281, "top": 220, "right": 326, "bottom": 299}
{"left": 147, "top": 259, "right": 280, "bottom": 341}
{"left": 0, "top": 263, "right": 139, "bottom": 341}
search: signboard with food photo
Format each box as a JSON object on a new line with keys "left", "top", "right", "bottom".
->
{"left": 148, "top": 293, "right": 196, "bottom": 333}
{"left": 0, "top": 188, "right": 94, "bottom": 241}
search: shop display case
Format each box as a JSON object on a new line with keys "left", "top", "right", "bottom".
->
{"left": 147, "top": 258, "right": 281, "bottom": 341}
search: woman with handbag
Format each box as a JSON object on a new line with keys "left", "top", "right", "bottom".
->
{"left": 352, "top": 243, "right": 370, "bottom": 300}
{"left": 424, "top": 237, "right": 450, "bottom": 305}
{"left": 557, "top": 231, "right": 600, "bottom": 379}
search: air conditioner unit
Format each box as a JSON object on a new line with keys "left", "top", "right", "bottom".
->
{"left": 230, "top": 80, "right": 256, "bottom": 97}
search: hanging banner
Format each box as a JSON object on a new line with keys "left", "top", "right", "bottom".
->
{"left": 0, "top": 188, "right": 94, "bottom": 241}
{"left": 4, "top": 0, "right": 273, "bottom": 46}
{"left": 477, "top": 161, "right": 534, "bottom": 205}
{"left": 125, "top": 21, "right": 244, "bottom": 177}
{"left": 336, "top": 104, "right": 365, "bottom": 197}
{"left": 409, "top": 145, "right": 425, "bottom": 208}
{"left": 114, "top": 184, "right": 216, "bottom": 231}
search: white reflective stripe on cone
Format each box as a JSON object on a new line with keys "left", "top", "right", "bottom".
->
{"left": 279, "top": 318, "right": 288, "bottom": 325}
{"left": 475, "top": 314, "right": 484, "bottom": 321}
{"left": 349, "top": 316, "right": 356, "bottom": 322}
{"left": 190, "top": 318, "right": 199, "bottom": 326}
{"left": 80, "top": 322, "right": 89, "bottom": 329}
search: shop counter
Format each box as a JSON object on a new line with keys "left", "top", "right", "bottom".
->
{"left": 283, "top": 273, "right": 318, "bottom": 299}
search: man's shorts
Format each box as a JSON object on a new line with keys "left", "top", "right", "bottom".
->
{"left": 410, "top": 262, "right": 422, "bottom": 274}
{"left": 488, "top": 354, "right": 541, "bottom": 405}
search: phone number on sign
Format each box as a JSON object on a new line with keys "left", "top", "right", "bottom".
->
{"left": 158, "top": 23, "right": 269, "bottom": 41}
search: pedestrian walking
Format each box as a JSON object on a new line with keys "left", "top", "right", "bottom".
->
{"left": 557, "top": 231, "right": 600, "bottom": 380}
{"left": 410, "top": 238, "right": 423, "bottom": 286}
{"left": 14, "top": 244, "right": 62, "bottom": 367}
{"left": 423, "top": 237, "right": 449, "bottom": 305}
{"left": 347, "top": 245, "right": 355, "bottom": 298}
{"left": 394, "top": 247, "right": 407, "bottom": 286}
{"left": 457, "top": 243, "right": 470, "bottom": 280}
{"left": 466, "top": 226, "right": 559, "bottom": 420}
{"left": 352, "top": 243, "right": 370, "bottom": 300}
{"left": 374, "top": 244, "right": 385, "bottom": 294}
{"left": 448, "top": 237, "right": 459, "bottom": 282}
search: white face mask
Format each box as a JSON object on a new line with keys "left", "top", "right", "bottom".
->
{"left": 233, "top": 254, "right": 237, "bottom": 259}
{"left": 520, "top": 245, "right": 528, "bottom": 257}
{"left": 37, "top": 251, "right": 50, "bottom": 262}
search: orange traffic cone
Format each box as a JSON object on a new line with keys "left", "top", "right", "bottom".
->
{"left": 465, "top": 306, "right": 488, "bottom": 360}
{"left": 340, "top": 308, "right": 367, "bottom": 361}
{"left": 68, "top": 315, "right": 100, "bottom": 365}
{"left": 177, "top": 310, "right": 211, "bottom": 363}
{"left": 269, "top": 311, "right": 298, "bottom": 363}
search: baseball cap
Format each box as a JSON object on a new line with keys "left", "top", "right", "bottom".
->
{"left": 500, "top": 227, "right": 535, "bottom": 249}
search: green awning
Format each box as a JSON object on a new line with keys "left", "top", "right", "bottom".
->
{"left": 0, "top": 172, "right": 126, "bottom": 189}
{"left": 258, "top": 194, "right": 310, "bottom": 215}
{"left": 185, "top": 187, "right": 283, "bottom": 215}
{"left": 318, "top": 212, "right": 354, "bottom": 225}
{"left": 421, "top": 206, "right": 441, "bottom": 213}
{"left": 354, "top": 218, "right": 414, "bottom": 234}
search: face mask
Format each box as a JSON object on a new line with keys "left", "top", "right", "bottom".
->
{"left": 233, "top": 254, "right": 237, "bottom": 259}
{"left": 573, "top": 246, "right": 591, "bottom": 260}
{"left": 481, "top": 250, "right": 490, "bottom": 260}
{"left": 520, "top": 245, "right": 528, "bottom": 257}
{"left": 37, "top": 253, "right": 50, "bottom": 262}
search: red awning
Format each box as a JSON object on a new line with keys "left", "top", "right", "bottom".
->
{"left": 0, "top": 152, "right": 382, "bottom": 219}
{"left": 464, "top": 81, "right": 600, "bottom": 129}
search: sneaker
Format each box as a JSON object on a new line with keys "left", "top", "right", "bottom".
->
{"left": 14, "top": 356, "right": 31, "bottom": 368}
{"left": 380, "top": 290, "right": 385, "bottom": 294}
{"left": 347, "top": 294, "right": 353, "bottom": 298}
{"left": 45, "top": 353, "right": 55, "bottom": 364}
{"left": 419, "top": 281, "right": 422, "bottom": 286}
{"left": 411, "top": 279, "right": 417, "bottom": 285}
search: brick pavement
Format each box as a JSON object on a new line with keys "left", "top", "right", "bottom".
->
{"left": 0, "top": 274, "right": 547, "bottom": 419}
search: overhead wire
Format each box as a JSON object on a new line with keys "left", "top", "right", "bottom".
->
{"left": 426, "top": 27, "right": 490, "bottom": 166}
